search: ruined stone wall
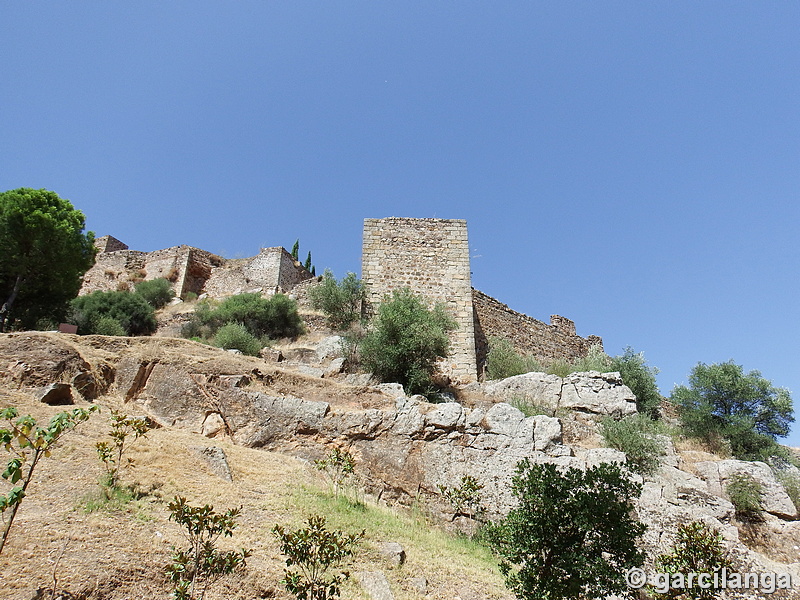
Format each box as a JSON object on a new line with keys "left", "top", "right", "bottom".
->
{"left": 94, "top": 235, "right": 128, "bottom": 253}
{"left": 362, "top": 218, "right": 477, "bottom": 382}
{"left": 80, "top": 245, "right": 223, "bottom": 297}
{"left": 79, "top": 250, "right": 147, "bottom": 294}
{"left": 203, "top": 247, "right": 313, "bottom": 298}
{"left": 472, "top": 289, "right": 603, "bottom": 375}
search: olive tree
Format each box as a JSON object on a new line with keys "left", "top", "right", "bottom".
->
{"left": 672, "top": 361, "right": 794, "bottom": 460}
{"left": 0, "top": 188, "right": 96, "bottom": 331}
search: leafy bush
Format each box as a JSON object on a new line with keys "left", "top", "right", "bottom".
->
{"left": 485, "top": 337, "right": 542, "bottom": 380}
{"left": 438, "top": 475, "right": 485, "bottom": 522}
{"left": 213, "top": 322, "right": 263, "bottom": 356}
{"left": 70, "top": 290, "right": 157, "bottom": 336}
{"left": 96, "top": 410, "right": 151, "bottom": 495}
{"left": 568, "top": 343, "right": 613, "bottom": 373}
{"left": 775, "top": 469, "right": 800, "bottom": 513}
{"left": 609, "top": 347, "right": 662, "bottom": 418}
{"left": 654, "top": 521, "right": 731, "bottom": 600}
{"left": 672, "top": 361, "right": 794, "bottom": 460}
{"left": 308, "top": 270, "right": 365, "bottom": 331}
{"left": 0, "top": 406, "right": 97, "bottom": 555}
{"left": 273, "top": 514, "right": 364, "bottom": 600}
{"left": 726, "top": 472, "right": 764, "bottom": 521}
{"left": 94, "top": 316, "right": 127, "bottom": 336}
{"left": 166, "top": 496, "right": 251, "bottom": 600}
{"left": 315, "top": 448, "right": 356, "bottom": 498}
{"left": 135, "top": 277, "right": 174, "bottom": 308}
{"left": 359, "top": 289, "right": 456, "bottom": 395}
{"left": 486, "top": 460, "right": 645, "bottom": 600}
{"left": 600, "top": 414, "right": 666, "bottom": 476}
{"left": 190, "top": 293, "right": 303, "bottom": 340}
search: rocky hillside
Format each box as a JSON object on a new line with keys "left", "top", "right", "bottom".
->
{"left": 1, "top": 330, "right": 799, "bottom": 599}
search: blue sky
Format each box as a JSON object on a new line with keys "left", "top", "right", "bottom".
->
{"left": 3, "top": 3, "right": 799, "bottom": 444}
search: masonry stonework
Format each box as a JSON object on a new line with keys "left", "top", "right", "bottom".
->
{"left": 472, "top": 289, "right": 603, "bottom": 375}
{"left": 81, "top": 241, "right": 310, "bottom": 300}
{"left": 362, "top": 218, "right": 478, "bottom": 382}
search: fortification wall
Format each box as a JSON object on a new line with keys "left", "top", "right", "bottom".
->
{"left": 79, "top": 250, "right": 147, "bottom": 294}
{"left": 472, "top": 289, "right": 603, "bottom": 375}
{"left": 362, "top": 217, "right": 477, "bottom": 382}
{"left": 203, "top": 247, "right": 313, "bottom": 297}
{"left": 94, "top": 235, "right": 128, "bottom": 253}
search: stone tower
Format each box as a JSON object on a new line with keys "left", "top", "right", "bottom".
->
{"left": 361, "top": 217, "right": 477, "bottom": 382}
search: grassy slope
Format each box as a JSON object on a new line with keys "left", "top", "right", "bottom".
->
{"left": 0, "top": 388, "right": 509, "bottom": 600}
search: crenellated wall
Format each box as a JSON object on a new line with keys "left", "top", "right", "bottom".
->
{"left": 472, "top": 289, "right": 602, "bottom": 376}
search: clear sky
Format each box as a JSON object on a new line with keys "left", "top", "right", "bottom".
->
{"left": 2, "top": 3, "right": 799, "bottom": 444}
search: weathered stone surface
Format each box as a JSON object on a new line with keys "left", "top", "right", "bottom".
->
{"left": 192, "top": 446, "right": 233, "bottom": 481}
{"left": 408, "top": 576, "right": 428, "bottom": 595}
{"left": 375, "top": 541, "right": 405, "bottom": 565}
{"left": 260, "top": 348, "right": 284, "bottom": 362}
{"left": 481, "top": 371, "right": 636, "bottom": 418}
{"left": 376, "top": 383, "right": 405, "bottom": 397}
{"left": 315, "top": 335, "right": 343, "bottom": 361}
{"left": 695, "top": 459, "right": 798, "bottom": 519}
{"left": 36, "top": 383, "right": 73, "bottom": 405}
{"left": 323, "top": 357, "right": 346, "bottom": 378}
{"left": 356, "top": 571, "right": 394, "bottom": 600}
{"left": 201, "top": 412, "right": 227, "bottom": 438}
{"left": 560, "top": 372, "right": 637, "bottom": 417}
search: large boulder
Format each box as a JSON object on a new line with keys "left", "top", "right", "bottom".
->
{"left": 481, "top": 371, "right": 637, "bottom": 418}
{"left": 694, "top": 459, "right": 798, "bottom": 519}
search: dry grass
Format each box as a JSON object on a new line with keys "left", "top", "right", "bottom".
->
{"left": 0, "top": 388, "right": 509, "bottom": 600}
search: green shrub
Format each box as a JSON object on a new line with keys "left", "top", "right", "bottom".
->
{"left": 600, "top": 414, "right": 666, "bottom": 476}
{"left": 1, "top": 406, "right": 97, "bottom": 555}
{"left": 726, "top": 472, "right": 764, "bottom": 521}
{"left": 182, "top": 291, "right": 198, "bottom": 302}
{"left": 775, "top": 469, "right": 800, "bottom": 513}
{"left": 135, "top": 277, "right": 174, "bottom": 308}
{"left": 315, "top": 448, "right": 356, "bottom": 498}
{"left": 166, "top": 496, "right": 251, "bottom": 600}
{"left": 96, "top": 410, "right": 152, "bottom": 495}
{"left": 308, "top": 270, "right": 365, "bottom": 331}
{"left": 486, "top": 460, "right": 645, "bottom": 600}
{"left": 485, "top": 337, "right": 542, "bottom": 380}
{"left": 213, "top": 322, "right": 263, "bottom": 356}
{"left": 609, "top": 347, "right": 662, "bottom": 418}
{"left": 94, "top": 316, "right": 127, "bottom": 336}
{"left": 672, "top": 361, "right": 794, "bottom": 461}
{"left": 273, "top": 514, "right": 364, "bottom": 600}
{"left": 70, "top": 290, "right": 157, "bottom": 336}
{"left": 206, "top": 293, "right": 303, "bottom": 339}
{"left": 654, "top": 521, "right": 731, "bottom": 600}
{"left": 570, "top": 343, "right": 613, "bottom": 373}
{"left": 438, "top": 475, "right": 485, "bottom": 522}
{"left": 359, "top": 289, "right": 456, "bottom": 395}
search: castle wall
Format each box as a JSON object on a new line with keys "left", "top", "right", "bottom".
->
{"left": 362, "top": 217, "right": 477, "bottom": 382}
{"left": 203, "top": 247, "right": 313, "bottom": 297}
{"left": 472, "top": 289, "right": 603, "bottom": 376}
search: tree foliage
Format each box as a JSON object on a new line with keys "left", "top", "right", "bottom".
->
{"left": 0, "top": 406, "right": 97, "bottom": 555}
{"left": 359, "top": 289, "right": 456, "bottom": 395}
{"left": 166, "top": 496, "right": 251, "bottom": 600}
{"left": 609, "top": 347, "right": 662, "bottom": 418}
{"left": 0, "top": 188, "right": 96, "bottom": 331}
{"left": 273, "top": 514, "right": 364, "bottom": 600}
{"left": 70, "top": 290, "right": 157, "bottom": 336}
{"left": 487, "top": 460, "right": 645, "bottom": 600}
{"left": 190, "top": 293, "right": 303, "bottom": 340}
{"left": 654, "top": 521, "right": 732, "bottom": 600}
{"left": 308, "top": 270, "right": 365, "bottom": 331}
{"left": 672, "top": 361, "right": 794, "bottom": 460}
{"left": 600, "top": 414, "right": 666, "bottom": 477}
{"left": 135, "top": 277, "right": 174, "bottom": 309}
